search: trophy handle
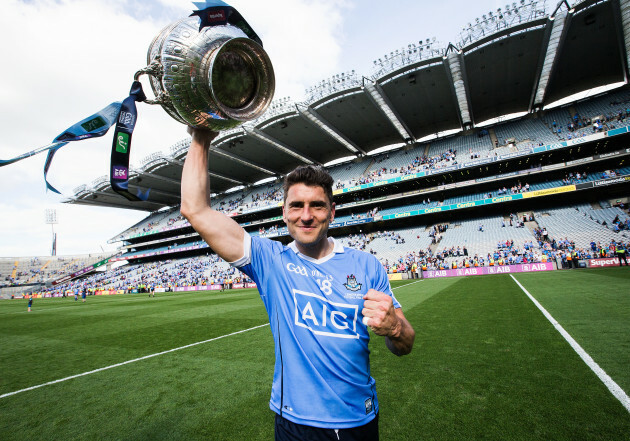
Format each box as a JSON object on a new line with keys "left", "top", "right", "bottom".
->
{"left": 134, "top": 60, "right": 167, "bottom": 105}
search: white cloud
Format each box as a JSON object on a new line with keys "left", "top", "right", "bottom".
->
{"left": 0, "top": 0, "right": 510, "bottom": 257}
{"left": 0, "top": 0, "right": 347, "bottom": 257}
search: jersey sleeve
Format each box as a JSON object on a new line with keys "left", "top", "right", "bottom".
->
{"left": 369, "top": 254, "right": 401, "bottom": 309}
{"left": 229, "top": 234, "right": 279, "bottom": 304}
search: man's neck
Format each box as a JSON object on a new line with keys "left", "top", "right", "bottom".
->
{"left": 295, "top": 237, "right": 333, "bottom": 260}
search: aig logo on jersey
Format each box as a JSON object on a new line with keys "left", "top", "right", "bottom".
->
{"left": 286, "top": 262, "right": 308, "bottom": 277}
{"left": 293, "top": 289, "right": 359, "bottom": 339}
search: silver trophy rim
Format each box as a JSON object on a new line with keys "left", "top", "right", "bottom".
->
{"left": 205, "top": 37, "right": 275, "bottom": 122}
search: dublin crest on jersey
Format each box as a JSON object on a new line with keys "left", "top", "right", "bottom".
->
{"left": 343, "top": 274, "right": 362, "bottom": 291}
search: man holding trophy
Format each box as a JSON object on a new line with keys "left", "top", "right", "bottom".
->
{"left": 0, "top": 0, "right": 416, "bottom": 438}
{"left": 176, "top": 4, "right": 415, "bottom": 440}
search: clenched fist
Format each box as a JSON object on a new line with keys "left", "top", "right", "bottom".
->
{"left": 361, "top": 289, "right": 402, "bottom": 338}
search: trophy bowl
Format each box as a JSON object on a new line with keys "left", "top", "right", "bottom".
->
{"left": 139, "top": 16, "right": 275, "bottom": 130}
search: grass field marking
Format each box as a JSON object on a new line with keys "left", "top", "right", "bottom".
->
{"left": 391, "top": 279, "right": 423, "bottom": 290}
{"left": 0, "top": 323, "right": 269, "bottom": 400}
{"left": 510, "top": 274, "right": 630, "bottom": 414}
{"left": 1, "top": 281, "right": 416, "bottom": 401}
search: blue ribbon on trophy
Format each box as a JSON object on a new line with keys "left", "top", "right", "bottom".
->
{"left": 0, "top": 85, "right": 150, "bottom": 201}
{"left": 0, "top": 0, "right": 274, "bottom": 202}
{"left": 0, "top": 83, "right": 150, "bottom": 201}
{"left": 0, "top": 101, "right": 121, "bottom": 194}
{"left": 110, "top": 81, "right": 150, "bottom": 201}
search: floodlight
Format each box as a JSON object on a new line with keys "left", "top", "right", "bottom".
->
{"left": 45, "top": 209, "right": 57, "bottom": 224}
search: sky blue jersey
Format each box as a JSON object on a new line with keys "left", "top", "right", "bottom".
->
{"left": 232, "top": 234, "right": 400, "bottom": 429}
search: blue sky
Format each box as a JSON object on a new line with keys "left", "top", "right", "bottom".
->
{"left": 0, "top": 0, "right": 520, "bottom": 257}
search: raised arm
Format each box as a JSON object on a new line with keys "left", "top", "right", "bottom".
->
{"left": 180, "top": 127, "right": 245, "bottom": 263}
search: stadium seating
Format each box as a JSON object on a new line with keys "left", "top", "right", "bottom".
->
{"left": 534, "top": 206, "right": 630, "bottom": 250}
{"left": 5, "top": 85, "right": 630, "bottom": 299}
{"left": 493, "top": 117, "right": 559, "bottom": 148}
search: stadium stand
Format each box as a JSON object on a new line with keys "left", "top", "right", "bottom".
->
{"left": 4, "top": 0, "right": 630, "bottom": 299}
{"left": 9, "top": 143, "right": 629, "bottom": 299}
{"left": 493, "top": 117, "right": 559, "bottom": 149}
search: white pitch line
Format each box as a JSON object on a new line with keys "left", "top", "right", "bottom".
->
{"left": 0, "top": 323, "right": 269, "bottom": 400}
{"left": 392, "top": 279, "right": 423, "bottom": 289}
{"left": 510, "top": 274, "right": 630, "bottom": 414}
{"left": 2, "top": 280, "right": 417, "bottom": 400}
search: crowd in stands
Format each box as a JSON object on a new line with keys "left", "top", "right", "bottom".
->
{"left": 215, "top": 188, "right": 283, "bottom": 216}
{"left": 19, "top": 254, "right": 254, "bottom": 298}
{"left": 349, "top": 206, "right": 381, "bottom": 220}
{"left": 6, "top": 200, "right": 630, "bottom": 296}
{"left": 217, "top": 195, "right": 245, "bottom": 214}
{"left": 429, "top": 224, "right": 448, "bottom": 244}
{"left": 167, "top": 213, "right": 186, "bottom": 227}
{"left": 11, "top": 224, "right": 630, "bottom": 298}
{"left": 550, "top": 94, "right": 630, "bottom": 142}
{"left": 550, "top": 114, "right": 603, "bottom": 138}
{"left": 337, "top": 149, "right": 458, "bottom": 190}
{"left": 259, "top": 224, "right": 280, "bottom": 235}
{"left": 9, "top": 90, "right": 630, "bottom": 297}
{"left": 561, "top": 171, "right": 588, "bottom": 185}
{"left": 250, "top": 188, "right": 283, "bottom": 207}
{"left": 340, "top": 230, "right": 406, "bottom": 255}
{"left": 1, "top": 255, "right": 109, "bottom": 287}
{"left": 382, "top": 236, "right": 629, "bottom": 273}
{"left": 608, "top": 212, "right": 630, "bottom": 232}
{"left": 496, "top": 181, "right": 531, "bottom": 195}
{"left": 101, "top": 89, "right": 630, "bottom": 245}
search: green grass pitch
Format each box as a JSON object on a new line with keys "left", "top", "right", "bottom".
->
{"left": 1, "top": 267, "right": 629, "bottom": 440}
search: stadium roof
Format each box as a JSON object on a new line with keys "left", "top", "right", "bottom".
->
{"left": 65, "top": 0, "right": 629, "bottom": 212}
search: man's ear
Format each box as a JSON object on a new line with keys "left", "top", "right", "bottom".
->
{"left": 330, "top": 202, "right": 336, "bottom": 222}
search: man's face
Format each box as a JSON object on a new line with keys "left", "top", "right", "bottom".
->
{"left": 283, "top": 183, "right": 335, "bottom": 252}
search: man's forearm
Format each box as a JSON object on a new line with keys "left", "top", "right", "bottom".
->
{"left": 180, "top": 130, "right": 214, "bottom": 221}
{"left": 385, "top": 313, "right": 415, "bottom": 356}
{"left": 180, "top": 128, "right": 245, "bottom": 263}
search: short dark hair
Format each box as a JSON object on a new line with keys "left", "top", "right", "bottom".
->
{"left": 283, "top": 165, "right": 334, "bottom": 205}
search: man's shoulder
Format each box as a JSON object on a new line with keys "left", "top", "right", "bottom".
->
{"left": 251, "top": 235, "right": 287, "bottom": 255}
{"left": 339, "top": 246, "right": 382, "bottom": 266}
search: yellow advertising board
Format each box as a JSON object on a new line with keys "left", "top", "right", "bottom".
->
{"left": 522, "top": 185, "right": 576, "bottom": 198}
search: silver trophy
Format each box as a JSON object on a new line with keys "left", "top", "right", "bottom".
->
{"left": 135, "top": 16, "right": 275, "bottom": 130}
